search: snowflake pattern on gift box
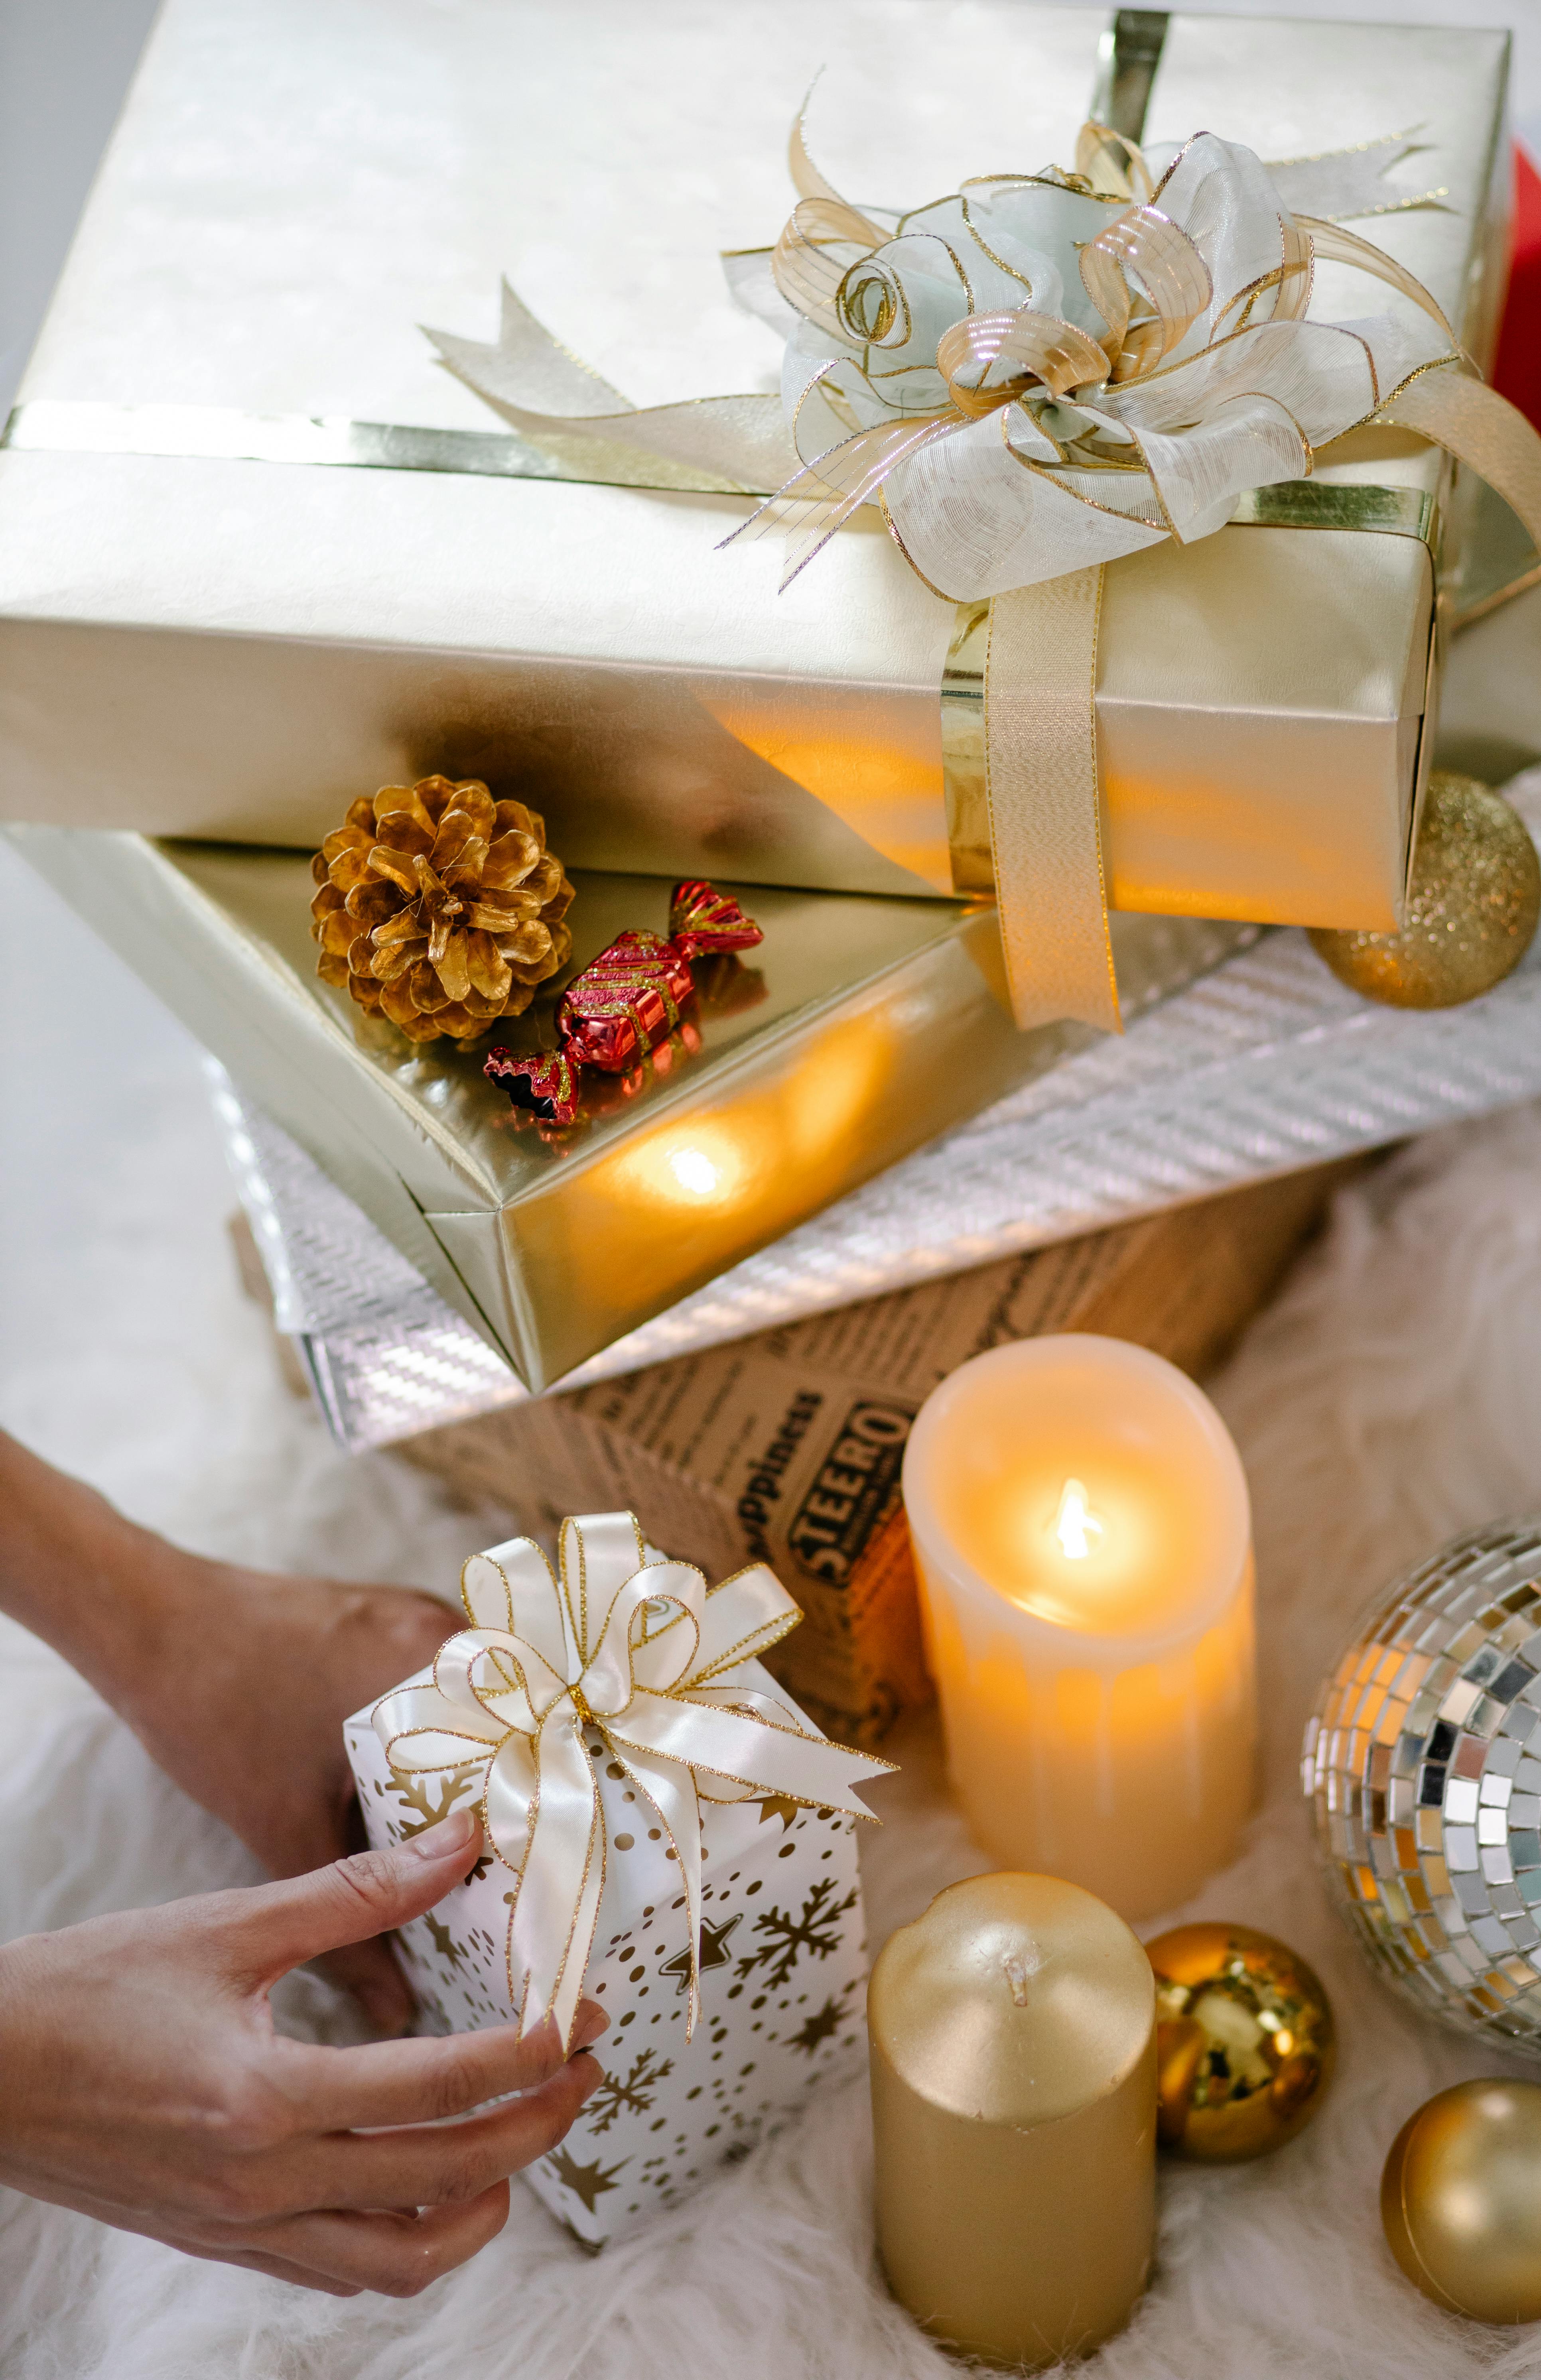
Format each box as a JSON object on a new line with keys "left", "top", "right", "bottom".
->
{"left": 585, "top": 2047, "right": 676, "bottom": 2135}
{"left": 538, "top": 1785, "right": 867, "bottom": 2238}
{"left": 733, "top": 1876, "right": 859, "bottom": 1993}
{"left": 343, "top": 1708, "right": 871, "bottom": 2246}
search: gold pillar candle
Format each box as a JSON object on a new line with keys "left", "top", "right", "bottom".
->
{"left": 869, "top": 1872, "right": 1157, "bottom": 2370}
{"left": 902, "top": 1337, "right": 1255, "bottom": 1917}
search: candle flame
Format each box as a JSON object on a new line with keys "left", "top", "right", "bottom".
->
{"left": 1054, "top": 1478, "right": 1103, "bottom": 1561}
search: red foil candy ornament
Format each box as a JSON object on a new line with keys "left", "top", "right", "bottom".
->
{"left": 484, "top": 880, "right": 763, "bottom": 1126}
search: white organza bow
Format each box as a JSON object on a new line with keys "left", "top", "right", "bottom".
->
{"left": 373, "top": 1512, "right": 891, "bottom": 2046}
{"left": 733, "top": 119, "right": 1463, "bottom": 596}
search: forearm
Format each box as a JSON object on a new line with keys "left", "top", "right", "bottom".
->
{"left": 0, "top": 1431, "right": 198, "bottom": 1705}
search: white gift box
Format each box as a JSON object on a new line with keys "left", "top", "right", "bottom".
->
{"left": 343, "top": 1515, "right": 881, "bottom": 2246}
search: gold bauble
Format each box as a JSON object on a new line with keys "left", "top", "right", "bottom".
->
{"left": 1310, "top": 772, "right": 1540, "bottom": 1009}
{"left": 1146, "top": 1921, "right": 1335, "bottom": 2160}
{"left": 1382, "top": 2079, "right": 1541, "bottom": 2323}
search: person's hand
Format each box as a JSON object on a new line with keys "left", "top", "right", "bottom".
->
{"left": 0, "top": 1430, "right": 465, "bottom": 2032}
{"left": 0, "top": 1810, "right": 607, "bottom": 2295}
{"left": 110, "top": 1547, "right": 459, "bottom": 2032}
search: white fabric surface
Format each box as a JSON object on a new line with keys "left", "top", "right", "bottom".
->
{"left": 10, "top": 846, "right": 1541, "bottom": 2373}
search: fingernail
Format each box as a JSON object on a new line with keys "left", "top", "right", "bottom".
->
{"left": 571, "top": 2000, "right": 610, "bottom": 2052}
{"left": 407, "top": 1807, "right": 479, "bottom": 1859}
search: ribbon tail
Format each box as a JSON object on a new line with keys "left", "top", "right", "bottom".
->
{"left": 552, "top": 1825, "right": 607, "bottom": 2054}
{"left": 1378, "top": 369, "right": 1541, "bottom": 560}
{"left": 983, "top": 565, "right": 1121, "bottom": 1033}
{"left": 503, "top": 1712, "right": 605, "bottom": 2046}
{"left": 424, "top": 281, "right": 794, "bottom": 496}
{"left": 609, "top": 1691, "right": 893, "bottom": 1818}
{"left": 721, "top": 411, "right": 958, "bottom": 591}
{"left": 425, "top": 278, "right": 633, "bottom": 418}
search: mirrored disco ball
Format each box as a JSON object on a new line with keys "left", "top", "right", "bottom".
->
{"left": 1304, "top": 1520, "right": 1541, "bottom": 2057}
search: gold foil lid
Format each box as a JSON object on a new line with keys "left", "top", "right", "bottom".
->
{"left": 868, "top": 1873, "right": 1154, "bottom": 2128}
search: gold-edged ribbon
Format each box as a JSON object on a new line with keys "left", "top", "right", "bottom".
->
{"left": 372, "top": 1511, "right": 890, "bottom": 2049}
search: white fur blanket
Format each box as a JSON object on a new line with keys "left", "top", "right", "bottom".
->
{"left": 9, "top": 840, "right": 1541, "bottom": 2376}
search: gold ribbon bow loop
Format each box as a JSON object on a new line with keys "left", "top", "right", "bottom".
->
{"left": 373, "top": 1514, "right": 892, "bottom": 2048}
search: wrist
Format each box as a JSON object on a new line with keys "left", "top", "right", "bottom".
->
{"left": 0, "top": 1434, "right": 212, "bottom": 1711}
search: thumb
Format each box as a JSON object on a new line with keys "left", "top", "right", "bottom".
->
{"left": 225, "top": 1806, "right": 483, "bottom": 1991}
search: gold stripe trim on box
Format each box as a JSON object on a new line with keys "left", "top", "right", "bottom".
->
{"left": 1228, "top": 481, "right": 1439, "bottom": 541}
{"left": 1090, "top": 10, "right": 1170, "bottom": 145}
{"left": 0, "top": 398, "right": 746, "bottom": 497}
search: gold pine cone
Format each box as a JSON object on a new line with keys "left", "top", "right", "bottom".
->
{"left": 310, "top": 776, "right": 574, "bottom": 1043}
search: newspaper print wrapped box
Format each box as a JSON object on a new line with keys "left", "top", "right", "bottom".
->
{"left": 343, "top": 1513, "right": 888, "bottom": 2245}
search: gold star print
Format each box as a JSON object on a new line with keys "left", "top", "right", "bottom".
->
{"left": 754, "top": 1794, "right": 801, "bottom": 1833}
{"left": 424, "top": 1914, "right": 466, "bottom": 1970}
{"left": 787, "top": 1996, "right": 846, "bottom": 2055}
{"left": 544, "top": 2144, "right": 628, "bottom": 2215}
{"left": 659, "top": 1910, "right": 743, "bottom": 1994}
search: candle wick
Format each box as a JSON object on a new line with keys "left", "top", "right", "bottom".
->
{"left": 1002, "top": 1943, "right": 1044, "bottom": 2006}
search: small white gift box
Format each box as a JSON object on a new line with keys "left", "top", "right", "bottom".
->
{"left": 344, "top": 1511, "right": 887, "bottom": 2245}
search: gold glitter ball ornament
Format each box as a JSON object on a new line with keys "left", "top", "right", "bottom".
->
{"left": 1310, "top": 772, "right": 1539, "bottom": 1009}
{"left": 1146, "top": 1922, "right": 1335, "bottom": 2160}
{"left": 1382, "top": 2079, "right": 1541, "bottom": 2323}
{"left": 310, "top": 775, "right": 574, "bottom": 1043}
{"left": 1304, "top": 1519, "right": 1541, "bottom": 2059}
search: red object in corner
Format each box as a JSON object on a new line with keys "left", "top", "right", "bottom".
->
{"left": 1494, "top": 143, "right": 1541, "bottom": 431}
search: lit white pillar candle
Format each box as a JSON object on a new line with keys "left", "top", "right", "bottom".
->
{"left": 902, "top": 1335, "right": 1256, "bottom": 1917}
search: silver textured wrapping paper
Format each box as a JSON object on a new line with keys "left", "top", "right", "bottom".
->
{"left": 216, "top": 774, "right": 1541, "bottom": 1452}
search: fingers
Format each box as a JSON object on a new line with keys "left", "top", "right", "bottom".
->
{"left": 169, "top": 2241, "right": 365, "bottom": 2297}
{"left": 275, "top": 2000, "right": 608, "bottom": 2134}
{"left": 283, "top": 2052, "right": 603, "bottom": 2216}
{"left": 226, "top": 1809, "right": 484, "bottom": 1985}
{"left": 312, "top": 1937, "right": 415, "bottom": 2039}
{"left": 248, "top": 2185, "right": 511, "bottom": 2296}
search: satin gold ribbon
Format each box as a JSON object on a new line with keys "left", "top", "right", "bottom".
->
{"left": 940, "top": 479, "right": 1446, "bottom": 1032}
{"left": 372, "top": 1512, "right": 891, "bottom": 2049}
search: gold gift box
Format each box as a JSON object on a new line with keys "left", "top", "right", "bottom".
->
{"left": 6, "top": 823, "right": 1242, "bottom": 1386}
{"left": 0, "top": 4, "right": 1511, "bottom": 940}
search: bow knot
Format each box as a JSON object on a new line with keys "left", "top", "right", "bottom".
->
{"left": 374, "top": 1513, "right": 891, "bottom": 2046}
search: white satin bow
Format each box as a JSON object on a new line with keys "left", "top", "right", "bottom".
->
{"left": 737, "top": 119, "right": 1466, "bottom": 596}
{"left": 427, "top": 114, "right": 1540, "bottom": 614}
{"left": 373, "top": 1512, "right": 891, "bottom": 2047}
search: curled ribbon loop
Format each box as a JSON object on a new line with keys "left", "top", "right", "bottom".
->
{"left": 727, "top": 123, "right": 1490, "bottom": 598}
{"left": 373, "top": 1513, "right": 892, "bottom": 2049}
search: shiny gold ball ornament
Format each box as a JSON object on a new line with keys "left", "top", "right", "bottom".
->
{"left": 1304, "top": 1519, "right": 1541, "bottom": 2057}
{"left": 1146, "top": 1921, "right": 1335, "bottom": 2159}
{"left": 1382, "top": 2079, "right": 1541, "bottom": 2323}
{"left": 1310, "top": 772, "right": 1539, "bottom": 1008}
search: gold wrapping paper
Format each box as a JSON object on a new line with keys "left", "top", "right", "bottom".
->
{"left": 2, "top": 822, "right": 1244, "bottom": 1388}
{"left": 0, "top": 2, "right": 1511, "bottom": 940}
